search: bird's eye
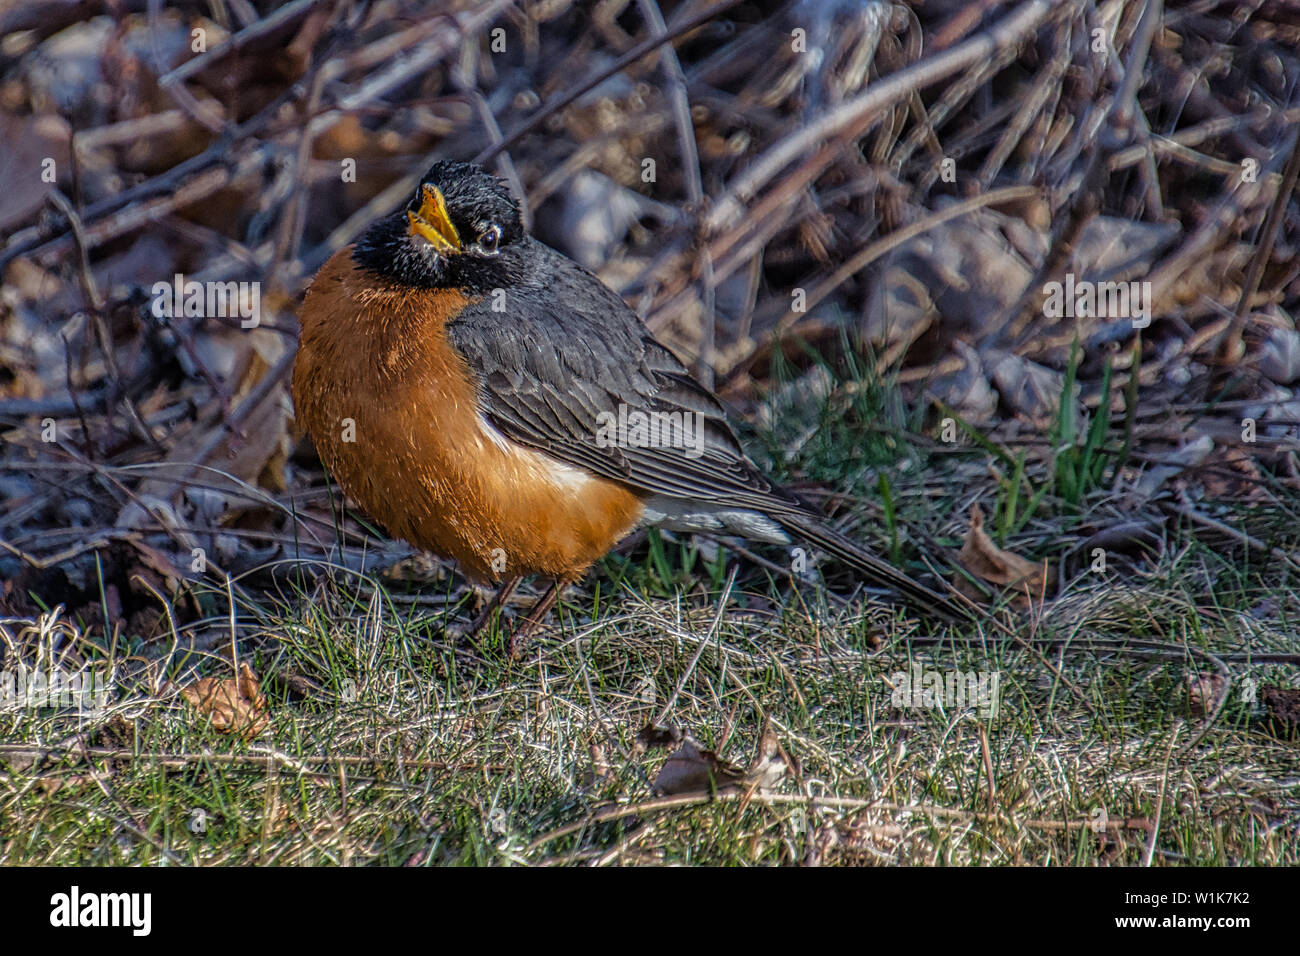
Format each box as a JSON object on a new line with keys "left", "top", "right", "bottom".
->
{"left": 479, "top": 225, "right": 502, "bottom": 255}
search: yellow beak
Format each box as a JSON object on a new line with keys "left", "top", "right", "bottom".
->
{"left": 406, "top": 185, "right": 461, "bottom": 253}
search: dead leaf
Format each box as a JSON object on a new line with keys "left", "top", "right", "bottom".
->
{"left": 38, "top": 774, "right": 93, "bottom": 797}
{"left": 590, "top": 742, "right": 612, "bottom": 779}
{"left": 635, "top": 723, "right": 683, "bottom": 752}
{"left": 1260, "top": 686, "right": 1300, "bottom": 738}
{"left": 1126, "top": 434, "right": 1214, "bottom": 505}
{"left": 863, "top": 205, "right": 1036, "bottom": 346}
{"left": 651, "top": 723, "right": 791, "bottom": 796}
{"left": 990, "top": 351, "right": 1073, "bottom": 424}
{"left": 1186, "top": 673, "right": 1227, "bottom": 717}
{"left": 1198, "top": 446, "right": 1266, "bottom": 501}
{"left": 920, "top": 340, "right": 998, "bottom": 423}
{"left": 957, "top": 504, "right": 1048, "bottom": 606}
{"left": 652, "top": 738, "right": 745, "bottom": 796}
{"left": 746, "top": 721, "right": 791, "bottom": 791}
{"left": 581, "top": 742, "right": 614, "bottom": 790}
{"left": 1258, "top": 324, "right": 1300, "bottom": 385}
{"left": 1071, "top": 216, "right": 1180, "bottom": 281}
{"left": 180, "top": 661, "right": 269, "bottom": 738}
{"left": 0, "top": 114, "right": 71, "bottom": 231}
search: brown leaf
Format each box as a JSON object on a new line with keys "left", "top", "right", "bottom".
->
{"left": 745, "top": 721, "right": 791, "bottom": 791}
{"left": 990, "top": 352, "right": 1075, "bottom": 426}
{"left": 862, "top": 208, "right": 1034, "bottom": 347}
{"left": 635, "top": 723, "right": 683, "bottom": 752}
{"left": 1198, "top": 447, "right": 1266, "bottom": 502}
{"left": 1260, "top": 686, "right": 1300, "bottom": 737}
{"left": 38, "top": 774, "right": 93, "bottom": 797}
{"left": 957, "top": 504, "right": 1048, "bottom": 605}
{"left": 652, "top": 738, "right": 745, "bottom": 796}
{"left": 588, "top": 742, "right": 612, "bottom": 783}
{"left": 1126, "top": 434, "right": 1214, "bottom": 505}
{"left": 1186, "top": 673, "right": 1227, "bottom": 717}
{"left": 0, "top": 114, "right": 71, "bottom": 231}
{"left": 180, "top": 661, "right": 269, "bottom": 738}
{"left": 924, "top": 340, "right": 998, "bottom": 423}
{"left": 651, "top": 724, "right": 791, "bottom": 796}
{"left": 1258, "top": 325, "right": 1300, "bottom": 385}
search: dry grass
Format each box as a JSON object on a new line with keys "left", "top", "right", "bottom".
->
{"left": 3, "top": 0, "right": 1300, "bottom": 866}
{"left": 3, "top": 432, "right": 1298, "bottom": 865}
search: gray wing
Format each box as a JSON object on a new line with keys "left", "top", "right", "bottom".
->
{"left": 444, "top": 237, "right": 807, "bottom": 515}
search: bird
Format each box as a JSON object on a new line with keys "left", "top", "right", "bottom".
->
{"left": 293, "top": 160, "right": 968, "bottom": 647}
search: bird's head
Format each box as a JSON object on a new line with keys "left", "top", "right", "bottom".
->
{"left": 353, "top": 160, "right": 527, "bottom": 292}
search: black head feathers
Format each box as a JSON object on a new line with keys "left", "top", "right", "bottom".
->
{"left": 353, "top": 161, "right": 528, "bottom": 293}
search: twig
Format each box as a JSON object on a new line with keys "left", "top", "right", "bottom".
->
{"left": 637, "top": 0, "right": 715, "bottom": 387}
{"left": 1219, "top": 123, "right": 1300, "bottom": 361}
{"left": 528, "top": 789, "right": 1154, "bottom": 852}
{"left": 704, "top": 0, "right": 1061, "bottom": 233}
{"left": 0, "top": 743, "right": 508, "bottom": 774}
{"left": 477, "top": 0, "right": 745, "bottom": 165}
{"left": 156, "top": 0, "right": 322, "bottom": 88}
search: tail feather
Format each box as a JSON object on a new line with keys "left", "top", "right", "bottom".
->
{"left": 774, "top": 512, "right": 969, "bottom": 625}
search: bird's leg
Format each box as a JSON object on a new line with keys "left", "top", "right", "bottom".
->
{"left": 468, "top": 574, "right": 523, "bottom": 639}
{"left": 507, "top": 577, "right": 569, "bottom": 659}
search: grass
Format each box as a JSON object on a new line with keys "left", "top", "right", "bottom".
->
{"left": 2, "top": 359, "right": 1298, "bottom": 866}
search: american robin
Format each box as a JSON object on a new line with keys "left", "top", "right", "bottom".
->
{"left": 293, "top": 161, "right": 967, "bottom": 642}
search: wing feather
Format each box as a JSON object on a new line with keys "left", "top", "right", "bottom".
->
{"left": 446, "top": 237, "right": 801, "bottom": 512}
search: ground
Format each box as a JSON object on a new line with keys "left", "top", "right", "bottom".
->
{"left": 3, "top": 1, "right": 1300, "bottom": 867}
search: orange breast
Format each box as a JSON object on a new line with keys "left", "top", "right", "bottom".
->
{"left": 292, "top": 248, "right": 646, "bottom": 582}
